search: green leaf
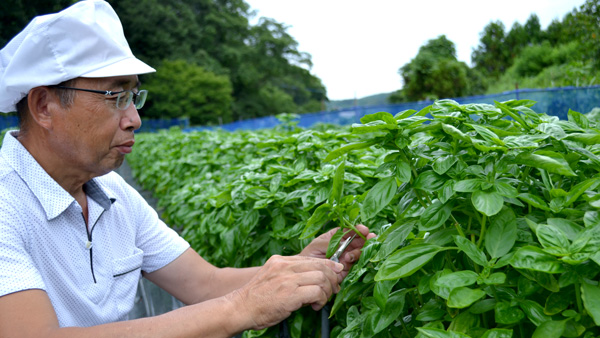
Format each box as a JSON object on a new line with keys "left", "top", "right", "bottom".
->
{"left": 568, "top": 108, "right": 589, "bottom": 129}
{"left": 454, "top": 235, "right": 488, "bottom": 267}
{"left": 373, "top": 289, "right": 406, "bottom": 334}
{"left": 481, "top": 329, "right": 513, "bottom": 338}
{"left": 454, "top": 179, "right": 484, "bottom": 192}
{"left": 485, "top": 208, "right": 517, "bottom": 258}
{"left": 396, "top": 159, "right": 412, "bottom": 182}
{"left": 245, "top": 186, "right": 271, "bottom": 199}
{"left": 536, "top": 225, "right": 570, "bottom": 252}
{"left": 351, "top": 120, "right": 398, "bottom": 133}
{"left": 483, "top": 272, "right": 507, "bottom": 285}
{"left": 467, "top": 123, "right": 503, "bottom": 145}
{"left": 510, "top": 246, "right": 565, "bottom": 274}
{"left": 564, "top": 133, "right": 600, "bottom": 145}
{"left": 493, "top": 181, "right": 518, "bottom": 198}
{"left": 472, "top": 190, "right": 504, "bottom": 216}
{"left": 433, "top": 155, "right": 458, "bottom": 175}
{"left": 360, "top": 111, "right": 397, "bottom": 125}
{"left": 563, "top": 178, "right": 600, "bottom": 207}
{"left": 531, "top": 320, "right": 566, "bottom": 338}
{"left": 416, "top": 327, "right": 471, "bottom": 338}
{"left": 361, "top": 176, "right": 397, "bottom": 221}
{"left": 513, "top": 151, "right": 576, "bottom": 177}
{"left": 495, "top": 301, "right": 525, "bottom": 325}
{"left": 470, "top": 298, "right": 497, "bottom": 314}
{"left": 419, "top": 200, "right": 453, "bottom": 231}
{"left": 547, "top": 218, "right": 583, "bottom": 241}
{"left": 326, "top": 228, "right": 345, "bottom": 258}
{"left": 374, "top": 279, "right": 397, "bottom": 310}
{"left": 414, "top": 170, "right": 446, "bottom": 192}
{"left": 518, "top": 193, "right": 550, "bottom": 211}
{"left": 324, "top": 140, "right": 378, "bottom": 162}
{"left": 544, "top": 290, "right": 573, "bottom": 315}
{"left": 536, "top": 123, "right": 567, "bottom": 140}
{"left": 300, "top": 203, "right": 331, "bottom": 239}
{"left": 329, "top": 161, "right": 345, "bottom": 205}
{"left": 447, "top": 287, "right": 486, "bottom": 308}
{"left": 442, "top": 123, "right": 471, "bottom": 143}
{"left": 372, "top": 221, "right": 413, "bottom": 262}
{"left": 435, "top": 270, "right": 479, "bottom": 289}
{"left": 430, "top": 269, "right": 453, "bottom": 299}
{"left": 375, "top": 243, "right": 445, "bottom": 281}
{"left": 581, "top": 281, "right": 600, "bottom": 325}
{"left": 290, "top": 312, "right": 303, "bottom": 338}
{"left": 394, "top": 109, "right": 417, "bottom": 120}
{"left": 519, "top": 299, "right": 551, "bottom": 326}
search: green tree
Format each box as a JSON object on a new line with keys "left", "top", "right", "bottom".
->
{"left": 0, "top": 0, "right": 77, "bottom": 47}
{"left": 472, "top": 21, "right": 509, "bottom": 79}
{"left": 396, "top": 35, "right": 473, "bottom": 102}
{"left": 142, "top": 60, "right": 233, "bottom": 125}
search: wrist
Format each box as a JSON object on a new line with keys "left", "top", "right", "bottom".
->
{"left": 223, "top": 289, "right": 260, "bottom": 333}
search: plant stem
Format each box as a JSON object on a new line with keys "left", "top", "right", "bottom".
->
{"left": 445, "top": 251, "right": 457, "bottom": 271}
{"left": 342, "top": 217, "right": 367, "bottom": 240}
{"left": 399, "top": 315, "right": 411, "bottom": 337}
{"left": 414, "top": 190, "right": 428, "bottom": 209}
{"left": 575, "top": 281, "right": 583, "bottom": 314}
{"left": 477, "top": 214, "right": 487, "bottom": 248}
{"left": 516, "top": 167, "right": 531, "bottom": 192}
{"left": 450, "top": 215, "right": 466, "bottom": 238}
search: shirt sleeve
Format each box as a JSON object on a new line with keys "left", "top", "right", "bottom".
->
{"left": 0, "top": 204, "right": 46, "bottom": 297}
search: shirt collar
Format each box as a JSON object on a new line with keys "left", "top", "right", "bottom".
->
{"left": 1, "top": 131, "right": 116, "bottom": 220}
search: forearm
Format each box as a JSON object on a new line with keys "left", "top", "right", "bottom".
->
{"left": 45, "top": 295, "right": 250, "bottom": 338}
{"left": 194, "top": 266, "right": 260, "bottom": 303}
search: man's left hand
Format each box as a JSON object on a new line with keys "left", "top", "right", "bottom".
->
{"left": 299, "top": 225, "right": 376, "bottom": 281}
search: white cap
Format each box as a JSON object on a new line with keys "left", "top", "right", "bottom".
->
{"left": 0, "top": 0, "right": 156, "bottom": 113}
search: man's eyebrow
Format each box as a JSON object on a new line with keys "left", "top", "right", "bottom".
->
{"left": 108, "top": 79, "right": 141, "bottom": 90}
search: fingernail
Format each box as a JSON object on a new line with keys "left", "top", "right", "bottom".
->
{"left": 348, "top": 253, "right": 355, "bottom": 262}
{"left": 334, "top": 263, "right": 344, "bottom": 272}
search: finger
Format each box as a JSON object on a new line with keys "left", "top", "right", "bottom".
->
{"left": 295, "top": 285, "right": 329, "bottom": 311}
{"left": 295, "top": 270, "right": 338, "bottom": 296}
{"left": 289, "top": 261, "right": 342, "bottom": 289}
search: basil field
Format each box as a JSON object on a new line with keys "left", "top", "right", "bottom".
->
{"left": 127, "top": 99, "right": 600, "bottom": 338}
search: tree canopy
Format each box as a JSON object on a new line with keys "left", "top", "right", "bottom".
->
{"left": 391, "top": 0, "right": 599, "bottom": 103}
{"left": 1, "top": 0, "right": 326, "bottom": 125}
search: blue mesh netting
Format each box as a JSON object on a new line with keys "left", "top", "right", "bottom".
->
{"left": 184, "top": 85, "right": 600, "bottom": 132}
{"left": 137, "top": 118, "right": 190, "bottom": 133}
{"left": 1, "top": 86, "right": 597, "bottom": 133}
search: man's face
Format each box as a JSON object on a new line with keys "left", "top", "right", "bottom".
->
{"left": 49, "top": 75, "right": 142, "bottom": 177}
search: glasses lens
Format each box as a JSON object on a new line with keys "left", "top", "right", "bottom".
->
{"left": 135, "top": 90, "right": 148, "bottom": 109}
{"left": 116, "top": 91, "right": 133, "bottom": 110}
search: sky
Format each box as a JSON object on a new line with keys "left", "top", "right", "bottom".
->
{"left": 244, "top": 0, "right": 587, "bottom": 101}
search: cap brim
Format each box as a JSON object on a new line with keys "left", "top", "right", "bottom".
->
{"left": 79, "top": 57, "right": 155, "bottom": 78}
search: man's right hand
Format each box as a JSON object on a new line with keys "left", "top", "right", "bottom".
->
{"left": 227, "top": 255, "right": 344, "bottom": 330}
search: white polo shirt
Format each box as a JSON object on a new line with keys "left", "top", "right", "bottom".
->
{"left": 0, "top": 131, "right": 190, "bottom": 327}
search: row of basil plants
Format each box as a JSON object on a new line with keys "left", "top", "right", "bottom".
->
{"left": 128, "top": 100, "right": 600, "bottom": 338}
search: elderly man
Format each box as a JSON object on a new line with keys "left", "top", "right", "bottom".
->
{"left": 0, "top": 1, "right": 374, "bottom": 337}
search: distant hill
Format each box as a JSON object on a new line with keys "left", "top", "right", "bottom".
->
{"left": 326, "top": 92, "right": 392, "bottom": 110}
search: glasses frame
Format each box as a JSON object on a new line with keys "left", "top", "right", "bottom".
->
{"left": 48, "top": 85, "right": 147, "bottom": 110}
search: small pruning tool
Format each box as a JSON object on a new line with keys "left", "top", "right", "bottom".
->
{"left": 330, "top": 233, "right": 357, "bottom": 263}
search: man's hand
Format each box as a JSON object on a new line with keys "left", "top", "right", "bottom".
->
{"left": 299, "top": 225, "right": 377, "bottom": 280}
{"left": 228, "top": 255, "right": 344, "bottom": 330}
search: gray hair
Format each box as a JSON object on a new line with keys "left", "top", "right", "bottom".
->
{"left": 16, "top": 79, "right": 77, "bottom": 132}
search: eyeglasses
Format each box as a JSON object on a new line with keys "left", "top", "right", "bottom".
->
{"left": 49, "top": 85, "right": 148, "bottom": 110}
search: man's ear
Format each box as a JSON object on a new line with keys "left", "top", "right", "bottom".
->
{"left": 27, "top": 86, "right": 59, "bottom": 130}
